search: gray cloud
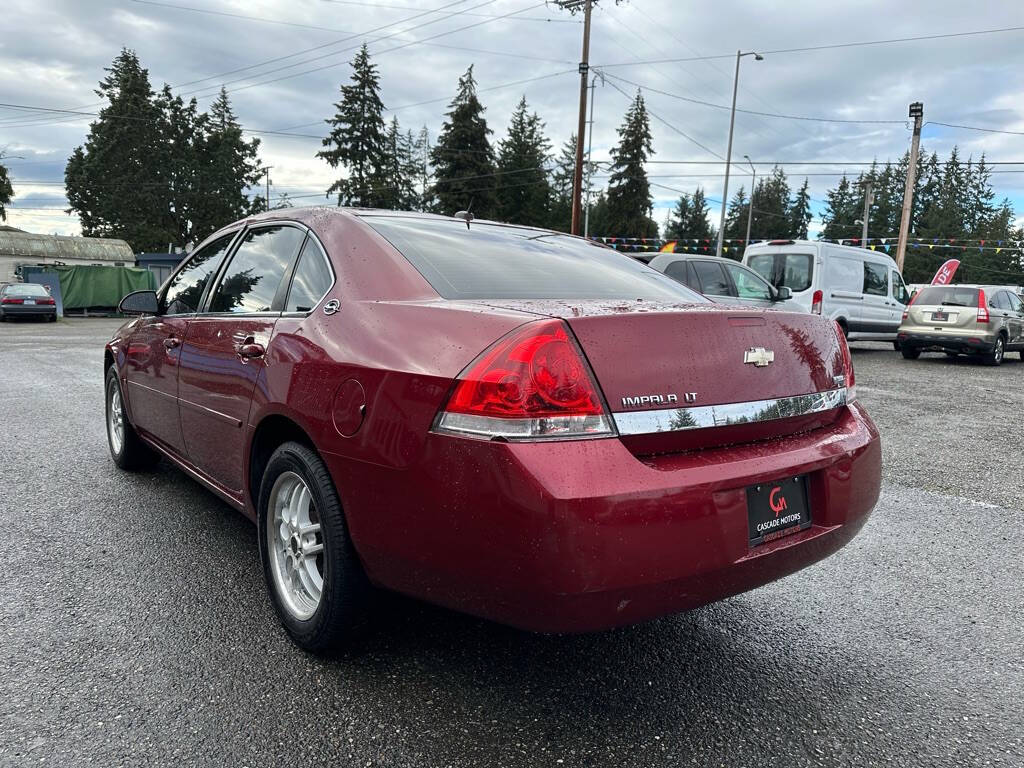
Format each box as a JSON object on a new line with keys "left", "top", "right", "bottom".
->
{"left": 2, "top": 0, "right": 1022, "bottom": 237}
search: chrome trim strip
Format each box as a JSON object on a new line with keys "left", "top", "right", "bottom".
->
{"left": 613, "top": 387, "right": 847, "bottom": 436}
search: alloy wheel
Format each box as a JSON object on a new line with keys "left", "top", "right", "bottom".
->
{"left": 266, "top": 471, "right": 325, "bottom": 621}
{"left": 107, "top": 383, "right": 124, "bottom": 455}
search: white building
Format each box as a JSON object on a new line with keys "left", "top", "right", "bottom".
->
{"left": 0, "top": 227, "right": 134, "bottom": 285}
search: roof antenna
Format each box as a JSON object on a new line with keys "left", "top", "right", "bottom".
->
{"left": 453, "top": 197, "right": 475, "bottom": 229}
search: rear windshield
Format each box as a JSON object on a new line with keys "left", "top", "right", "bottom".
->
{"left": 362, "top": 216, "right": 706, "bottom": 302}
{"left": 748, "top": 252, "right": 814, "bottom": 293}
{"left": 914, "top": 286, "right": 979, "bottom": 307}
{"left": 3, "top": 283, "right": 49, "bottom": 297}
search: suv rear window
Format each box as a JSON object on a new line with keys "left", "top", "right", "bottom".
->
{"left": 362, "top": 216, "right": 704, "bottom": 302}
{"left": 914, "top": 286, "right": 979, "bottom": 307}
{"left": 748, "top": 252, "right": 813, "bottom": 293}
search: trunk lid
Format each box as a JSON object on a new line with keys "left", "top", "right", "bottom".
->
{"left": 474, "top": 299, "right": 848, "bottom": 454}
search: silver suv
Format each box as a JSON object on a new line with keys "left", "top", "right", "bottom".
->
{"left": 898, "top": 285, "right": 1024, "bottom": 365}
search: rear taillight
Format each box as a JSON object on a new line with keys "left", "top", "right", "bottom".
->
{"left": 1, "top": 297, "right": 24, "bottom": 305}
{"left": 38, "top": 297, "right": 55, "bottom": 305}
{"left": 811, "top": 289, "right": 823, "bottom": 315}
{"left": 833, "top": 320, "right": 856, "bottom": 402}
{"left": 977, "top": 289, "right": 989, "bottom": 323}
{"left": 435, "top": 319, "right": 614, "bottom": 441}
{"left": 901, "top": 290, "right": 919, "bottom": 321}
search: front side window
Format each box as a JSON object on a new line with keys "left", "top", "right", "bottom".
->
{"left": 362, "top": 216, "right": 705, "bottom": 302}
{"left": 691, "top": 261, "right": 731, "bottom": 296}
{"left": 863, "top": 262, "right": 888, "bottom": 296}
{"left": 724, "top": 262, "right": 772, "bottom": 300}
{"left": 209, "top": 226, "right": 305, "bottom": 314}
{"left": 991, "top": 291, "right": 1010, "bottom": 310}
{"left": 286, "top": 238, "right": 334, "bottom": 313}
{"left": 162, "top": 234, "right": 235, "bottom": 315}
{"left": 1006, "top": 292, "right": 1024, "bottom": 312}
{"left": 892, "top": 270, "right": 910, "bottom": 304}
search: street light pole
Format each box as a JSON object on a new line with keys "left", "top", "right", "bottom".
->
{"left": 743, "top": 154, "right": 755, "bottom": 252}
{"left": 716, "top": 50, "right": 762, "bottom": 258}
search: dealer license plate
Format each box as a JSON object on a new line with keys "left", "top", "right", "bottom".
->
{"left": 24, "top": 299, "right": 36, "bottom": 305}
{"left": 931, "top": 310, "right": 948, "bottom": 321}
{"left": 747, "top": 476, "right": 811, "bottom": 546}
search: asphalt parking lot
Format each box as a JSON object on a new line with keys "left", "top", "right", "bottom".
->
{"left": 1, "top": 318, "right": 1021, "bottom": 768}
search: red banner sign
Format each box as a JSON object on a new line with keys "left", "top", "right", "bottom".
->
{"left": 931, "top": 259, "right": 960, "bottom": 285}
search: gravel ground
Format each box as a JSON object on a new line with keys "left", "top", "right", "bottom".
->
{"left": 0, "top": 319, "right": 1021, "bottom": 768}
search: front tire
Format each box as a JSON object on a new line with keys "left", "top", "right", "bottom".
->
{"left": 901, "top": 347, "right": 920, "bottom": 360}
{"left": 984, "top": 336, "right": 1005, "bottom": 366}
{"left": 105, "top": 367, "right": 159, "bottom": 470}
{"left": 258, "top": 441, "right": 368, "bottom": 653}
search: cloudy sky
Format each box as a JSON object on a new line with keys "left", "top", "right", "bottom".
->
{"left": 3, "top": 0, "right": 1023, "bottom": 240}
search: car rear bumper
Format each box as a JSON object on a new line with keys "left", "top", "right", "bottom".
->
{"left": 329, "top": 402, "right": 881, "bottom": 633}
{"left": 0, "top": 304, "right": 56, "bottom": 318}
{"left": 897, "top": 329, "right": 996, "bottom": 352}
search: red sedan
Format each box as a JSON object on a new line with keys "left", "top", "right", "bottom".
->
{"left": 105, "top": 209, "right": 880, "bottom": 652}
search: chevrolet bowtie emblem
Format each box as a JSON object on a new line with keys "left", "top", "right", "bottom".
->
{"left": 744, "top": 347, "right": 775, "bottom": 367}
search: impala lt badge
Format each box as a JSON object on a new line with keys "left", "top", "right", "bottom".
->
{"left": 621, "top": 393, "right": 696, "bottom": 408}
{"left": 744, "top": 347, "right": 775, "bottom": 367}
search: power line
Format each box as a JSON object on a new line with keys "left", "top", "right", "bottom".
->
{"left": 318, "top": 0, "right": 580, "bottom": 22}
{"left": 926, "top": 121, "right": 1024, "bottom": 137}
{"left": 601, "top": 71, "right": 907, "bottom": 126}
{"left": 594, "top": 24, "right": 1024, "bottom": 68}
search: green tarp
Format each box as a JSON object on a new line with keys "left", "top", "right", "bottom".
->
{"left": 34, "top": 265, "right": 156, "bottom": 309}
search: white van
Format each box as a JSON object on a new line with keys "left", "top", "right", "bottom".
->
{"left": 743, "top": 239, "right": 911, "bottom": 342}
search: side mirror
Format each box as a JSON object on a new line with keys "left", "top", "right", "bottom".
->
{"left": 774, "top": 286, "right": 793, "bottom": 301}
{"left": 118, "top": 290, "right": 159, "bottom": 316}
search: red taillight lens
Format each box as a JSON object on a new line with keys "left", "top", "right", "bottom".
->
{"left": 833, "top": 320, "right": 856, "bottom": 402}
{"left": 811, "top": 289, "right": 823, "bottom": 315}
{"left": 977, "top": 289, "right": 989, "bottom": 323}
{"left": 902, "top": 289, "right": 918, "bottom": 321}
{"left": 1, "top": 297, "right": 24, "bottom": 304}
{"left": 436, "top": 319, "right": 614, "bottom": 441}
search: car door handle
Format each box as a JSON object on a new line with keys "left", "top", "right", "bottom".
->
{"left": 237, "top": 342, "right": 265, "bottom": 359}
{"left": 163, "top": 337, "right": 180, "bottom": 350}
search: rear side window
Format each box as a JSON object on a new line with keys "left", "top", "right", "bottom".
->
{"left": 209, "top": 226, "right": 305, "bottom": 314}
{"left": 362, "top": 216, "right": 704, "bottom": 302}
{"left": 992, "top": 291, "right": 1010, "bottom": 310}
{"left": 691, "top": 261, "right": 731, "bottom": 296}
{"left": 163, "top": 234, "right": 234, "bottom": 315}
{"left": 914, "top": 286, "right": 979, "bottom": 307}
{"left": 1007, "top": 292, "right": 1024, "bottom": 312}
{"left": 663, "top": 260, "right": 694, "bottom": 289}
{"left": 286, "top": 238, "right": 333, "bottom": 313}
{"left": 748, "top": 252, "right": 813, "bottom": 292}
{"left": 863, "top": 262, "right": 888, "bottom": 296}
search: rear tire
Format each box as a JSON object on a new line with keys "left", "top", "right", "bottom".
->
{"left": 983, "top": 335, "right": 1005, "bottom": 366}
{"left": 901, "top": 347, "right": 920, "bottom": 360}
{"left": 892, "top": 340, "right": 901, "bottom": 351}
{"left": 258, "top": 441, "right": 368, "bottom": 654}
{"left": 105, "top": 367, "right": 159, "bottom": 471}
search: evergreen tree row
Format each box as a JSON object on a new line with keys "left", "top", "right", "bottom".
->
{"left": 64, "top": 49, "right": 264, "bottom": 252}
{"left": 320, "top": 46, "right": 657, "bottom": 234}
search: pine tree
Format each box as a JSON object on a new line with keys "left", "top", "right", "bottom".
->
{"left": 194, "top": 87, "right": 263, "bottom": 241}
{"left": 318, "top": 44, "right": 387, "bottom": 207}
{"left": 685, "top": 187, "right": 714, "bottom": 240}
{"left": 549, "top": 135, "right": 578, "bottom": 232}
{"left": 606, "top": 91, "right": 657, "bottom": 238}
{"left": 378, "top": 117, "right": 419, "bottom": 210}
{"left": 65, "top": 49, "right": 172, "bottom": 251}
{"left": 430, "top": 66, "right": 496, "bottom": 218}
{"left": 155, "top": 85, "right": 206, "bottom": 246}
{"left": 664, "top": 194, "right": 692, "bottom": 239}
{"left": 820, "top": 175, "right": 859, "bottom": 240}
{"left": 752, "top": 166, "right": 792, "bottom": 239}
{"left": 413, "top": 126, "right": 433, "bottom": 211}
{"left": 724, "top": 186, "right": 749, "bottom": 241}
{"left": 0, "top": 160, "right": 13, "bottom": 221}
{"left": 495, "top": 96, "right": 552, "bottom": 226}
{"left": 788, "top": 178, "right": 812, "bottom": 239}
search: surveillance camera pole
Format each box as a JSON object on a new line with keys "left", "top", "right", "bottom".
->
{"left": 895, "top": 102, "right": 923, "bottom": 270}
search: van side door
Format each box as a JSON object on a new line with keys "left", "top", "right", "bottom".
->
{"left": 859, "top": 260, "right": 892, "bottom": 334}
{"left": 823, "top": 250, "right": 862, "bottom": 328}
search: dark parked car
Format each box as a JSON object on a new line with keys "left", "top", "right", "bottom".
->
{"left": 104, "top": 208, "right": 881, "bottom": 653}
{"left": 0, "top": 282, "right": 57, "bottom": 321}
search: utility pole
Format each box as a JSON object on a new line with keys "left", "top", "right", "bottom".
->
{"left": 262, "top": 166, "right": 274, "bottom": 211}
{"left": 555, "top": 0, "right": 594, "bottom": 235}
{"left": 716, "top": 50, "right": 763, "bottom": 257}
{"left": 859, "top": 182, "right": 873, "bottom": 244}
{"left": 583, "top": 71, "right": 604, "bottom": 238}
{"left": 895, "top": 102, "right": 924, "bottom": 270}
{"left": 743, "top": 155, "right": 755, "bottom": 252}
